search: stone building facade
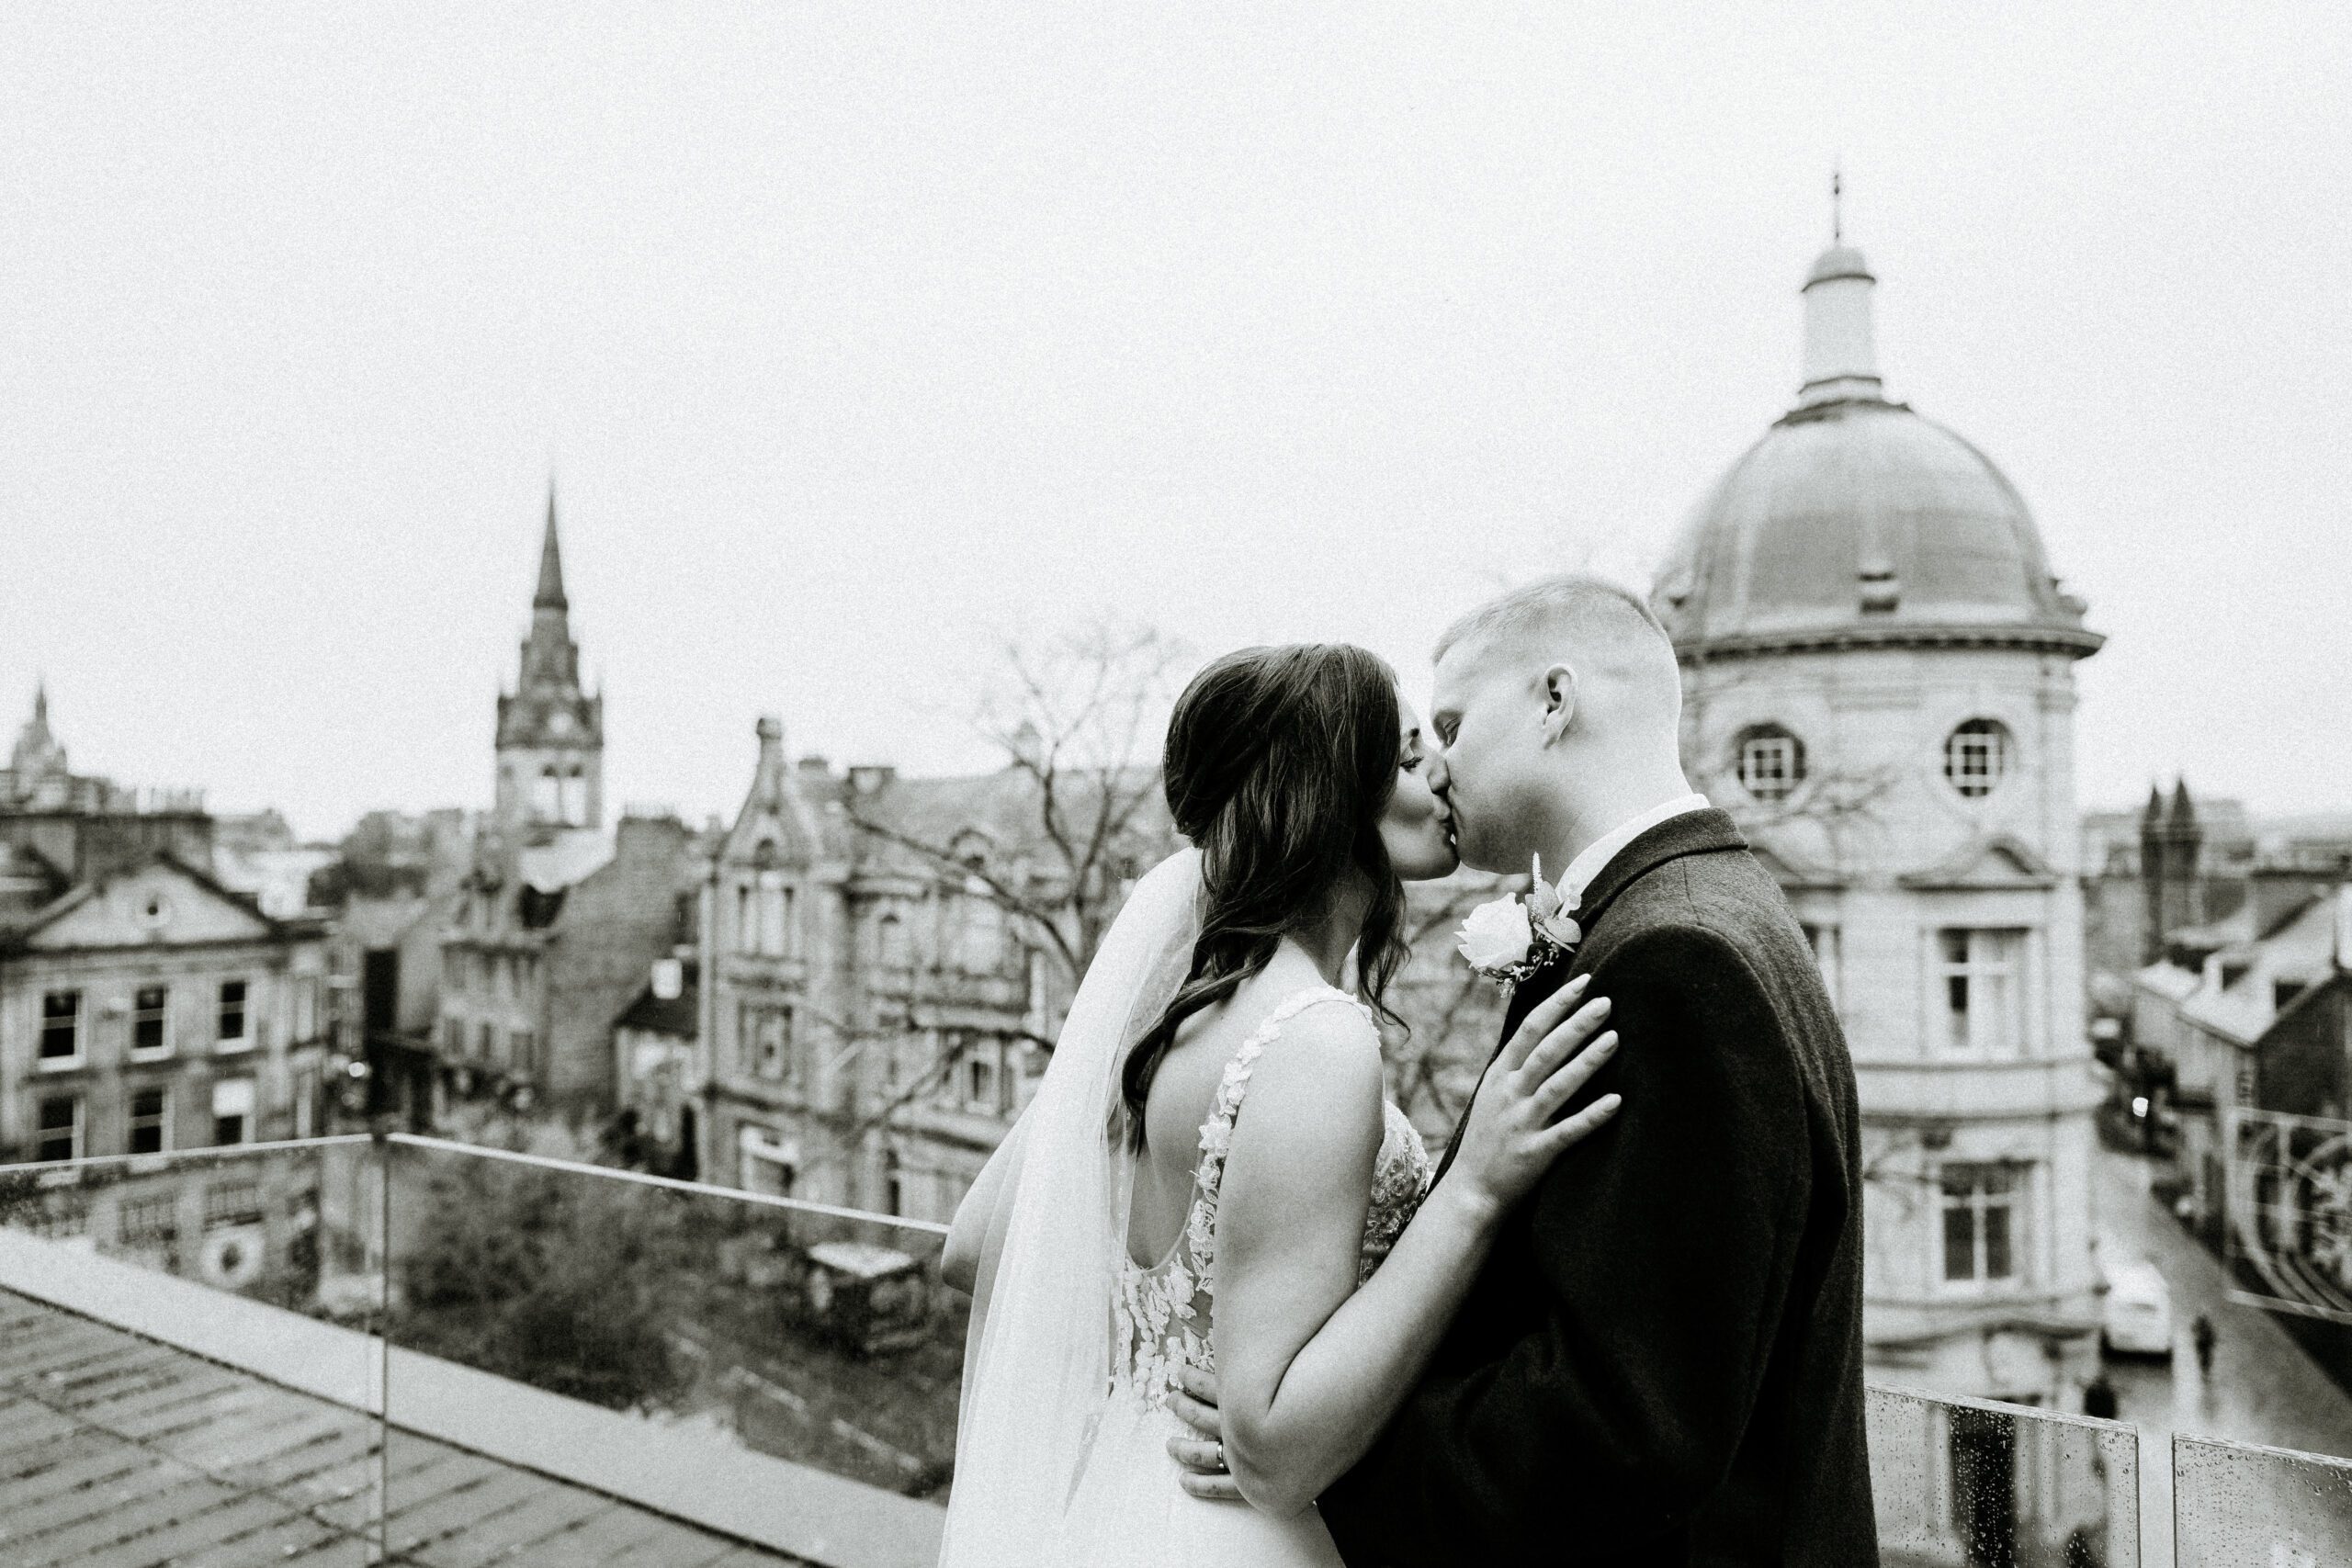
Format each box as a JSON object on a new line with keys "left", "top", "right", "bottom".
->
{"left": 1652, "top": 231, "right": 2106, "bottom": 1407}
{"left": 697, "top": 716, "right": 1170, "bottom": 1222}
{"left": 0, "top": 694, "right": 331, "bottom": 1165}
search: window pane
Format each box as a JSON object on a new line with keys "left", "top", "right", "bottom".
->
{"left": 1984, "top": 1204, "right": 2013, "bottom": 1280}
{"left": 133, "top": 985, "right": 169, "bottom": 1051}
{"left": 1943, "top": 1201, "right": 1976, "bottom": 1281}
{"left": 40, "top": 990, "right": 79, "bottom": 1057}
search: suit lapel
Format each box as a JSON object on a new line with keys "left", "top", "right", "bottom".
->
{"left": 1426, "top": 809, "right": 1751, "bottom": 1184}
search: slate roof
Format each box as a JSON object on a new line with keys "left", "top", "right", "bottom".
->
{"left": 728, "top": 754, "right": 1170, "bottom": 886}
{"left": 0, "top": 1290, "right": 803, "bottom": 1567}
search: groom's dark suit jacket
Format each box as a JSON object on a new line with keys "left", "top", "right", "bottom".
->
{"left": 1319, "top": 808, "right": 1877, "bottom": 1567}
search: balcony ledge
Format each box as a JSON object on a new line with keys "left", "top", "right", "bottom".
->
{"left": 0, "top": 1228, "right": 945, "bottom": 1568}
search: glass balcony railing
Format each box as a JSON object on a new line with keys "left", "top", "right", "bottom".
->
{"left": 2173, "top": 1431, "right": 2352, "bottom": 1568}
{"left": 1869, "top": 1385, "right": 2141, "bottom": 1567}
{"left": 377, "top": 1134, "right": 958, "bottom": 1565}
{"left": 0, "top": 1137, "right": 388, "bottom": 1566}
{"left": 6, "top": 1134, "right": 2352, "bottom": 1566}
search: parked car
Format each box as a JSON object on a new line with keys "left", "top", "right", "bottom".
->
{"left": 2100, "top": 1257, "right": 2176, "bottom": 1359}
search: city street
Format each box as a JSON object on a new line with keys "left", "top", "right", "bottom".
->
{"left": 2091, "top": 1137, "right": 2352, "bottom": 1563}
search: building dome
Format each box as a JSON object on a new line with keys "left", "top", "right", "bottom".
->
{"left": 1652, "top": 243, "right": 2100, "bottom": 660}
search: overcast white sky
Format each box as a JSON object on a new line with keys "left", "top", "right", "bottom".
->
{"left": 3, "top": 4, "right": 2346, "bottom": 840}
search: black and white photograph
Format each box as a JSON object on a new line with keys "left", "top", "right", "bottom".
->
{"left": 1, "top": 6, "right": 2347, "bottom": 1566}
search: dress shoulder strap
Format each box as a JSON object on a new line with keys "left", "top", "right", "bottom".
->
{"left": 1193, "top": 985, "right": 1369, "bottom": 1197}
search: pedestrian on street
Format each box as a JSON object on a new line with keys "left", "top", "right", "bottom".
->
{"left": 2192, "top": 1313, "right": 2218, "bottom": 1377}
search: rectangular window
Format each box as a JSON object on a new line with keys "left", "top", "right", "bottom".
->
{"left": 738, "top": 1125, "right": 797, "bottom": 1199}
{"left": 442, "top": 1017, "right": 462, "bottom": 1054}
{"left": 745, "top": 1005, "right": 792, "bottom": 1082}
{"left": 1939, "top": 1163, "right": 2020, "bottom": 1285}
{"left": 217, "top": 979, "right": 250, "bottom": 1049}
{"left": 128, "top": 1085, "right": 170, "bottom": 1155}
{"left": 512, "top": 1030, "right": 537, "bottom": 1075}
{"left": 758, "top": 874, "right": 789, "bottom": 958}
{"left": 212, "top": 1078, "right": 255, "bottom": 1146}
{"left": 293, "top": 975, "right": 320, "bottom": 1043}
{"left": 1937, "top": 930, "right": 2028, "bottom": 1055}
{"left": 736, "top": 885, "right": 756, "bottom": 954}
{"left": 477, "top": 1021, "right": 495, "bottom": 1060}
{"left": 120, "top": 1193, "right": 178, "bottom": 1247}
{"left": 204, "top": 1177, "right": 266, "bottom": 1229}
{"left": 131, "top": 985, "right": 172, "bottom": 1056}
{"left": 27, "top": 1196, "right": 88, "bottom": 1240}
{"left": 35, "top": 1095, "right": 82, "bottom": 1162}
{"left": 40, "top": 990, "right": 81, "bottom": 1063}
{"left": 956, "top": 892, "right": 1007, "bottom": 973}
{"left": 964, "top": 1037, "right": 1001, "bottom": 1113}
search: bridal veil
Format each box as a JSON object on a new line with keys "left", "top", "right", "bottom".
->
{"left": 939, "top": 847, "right": 1204, "bottom": 1566}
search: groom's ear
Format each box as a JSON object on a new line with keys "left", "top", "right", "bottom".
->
{"left": 1539, "top": 662, "right": 1577, "bottom": 744}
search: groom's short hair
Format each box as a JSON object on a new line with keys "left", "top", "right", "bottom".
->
{"left": 1433, "top": 573, "right": 1671, "bottom": 667}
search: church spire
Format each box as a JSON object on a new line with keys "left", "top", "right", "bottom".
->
{"left": 535, "top": 483, "right": 568, "bottom": 611}
{"left": 1795, "top": 175, "right": 1884, "bottom": 411}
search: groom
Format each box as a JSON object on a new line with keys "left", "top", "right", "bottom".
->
{"left": 1172, "top": 575, "right": 1877, "bottom": 1565}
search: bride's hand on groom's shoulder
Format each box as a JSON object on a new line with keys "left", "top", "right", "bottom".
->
{"left": 1450, "top": 977, "right": 1623, "bottom": 1226}
{"left": 1167, "top": 1367, "right": 1243, "bottom": 1501}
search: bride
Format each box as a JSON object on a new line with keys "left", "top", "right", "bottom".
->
{"left": 937, "top": 643, "right": 1621, "bottom": 1566}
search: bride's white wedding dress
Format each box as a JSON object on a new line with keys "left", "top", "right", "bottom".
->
{"left": 1050, "top": 984, "right": 1436, "bottom": 1565}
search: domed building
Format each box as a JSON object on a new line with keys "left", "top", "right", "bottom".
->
{"left": 1653, "top": 233, "right": 2107, "bottom": 1410}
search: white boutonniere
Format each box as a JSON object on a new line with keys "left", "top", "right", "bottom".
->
{"left": 1455, "top": 854, "right": 1584, "bottom": 987}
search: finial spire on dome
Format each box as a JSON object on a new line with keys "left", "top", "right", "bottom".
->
{"left": 1795, "top": 186, "right": 1883, "bottom": 411}
{"left": 534, "top": 481, "right": 568, "bottom": 611}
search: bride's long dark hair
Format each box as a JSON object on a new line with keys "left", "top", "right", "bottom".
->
{"left": 1114, "top": 643, "right": 1410, "bottom": 1152}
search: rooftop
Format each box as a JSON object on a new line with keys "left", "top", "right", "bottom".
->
{"left": 0, "top": 1289, "right": 797, "bottom": 1567}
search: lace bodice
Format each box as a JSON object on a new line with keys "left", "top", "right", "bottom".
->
{"left": 1110, "top": 986, "right": 1435, "bottom": 1415}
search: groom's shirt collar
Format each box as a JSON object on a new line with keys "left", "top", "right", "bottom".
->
{"left": 1556, "top": 793, "right": 1712, "bottom": 906}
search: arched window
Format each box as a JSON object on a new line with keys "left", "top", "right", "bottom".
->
{"left": 532, "top": 766, "right": 560, "bottom": 821}
{"left": 1944, "top": 720, "right": 2012, "bottom": 798}
{"left": 1733, "top": 724, "right": 1806, "bottom": 803}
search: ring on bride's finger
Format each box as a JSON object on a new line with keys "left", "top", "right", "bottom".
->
{"left": 1213, "top": 1440, "right": 1226, "bottom": 1472}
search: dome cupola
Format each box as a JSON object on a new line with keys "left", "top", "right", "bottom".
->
{"left": 1652, "top": 231, "right": 2099, "bottom": 662}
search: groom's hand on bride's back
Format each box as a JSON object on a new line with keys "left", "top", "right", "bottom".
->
{"left": 1167, "top": 1367, "right": 1243, "bottom": 1501}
